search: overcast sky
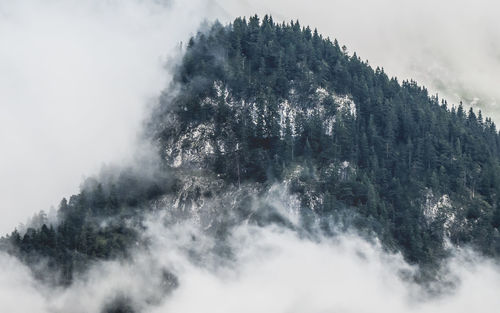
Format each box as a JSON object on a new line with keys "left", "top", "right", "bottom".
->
{"left": 1, "top": 0, "right": 500, "bottom": 234}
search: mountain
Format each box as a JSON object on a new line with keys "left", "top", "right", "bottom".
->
{"left": 2, "top": 14, "right": 500, "bottom": 302}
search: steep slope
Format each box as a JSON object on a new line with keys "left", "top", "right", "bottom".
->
{"left": 150, "top": 15, "right": 500, "bottom": 263}
{"left": 2, "top": 15, "right": 500, "bottom": 292}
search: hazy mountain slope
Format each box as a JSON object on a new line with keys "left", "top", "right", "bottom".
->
{"left": 2, "top": 15, "right": 500, "bottom": 294}
{"left": 150, "top": 15, "right": 500, "bottom": 263}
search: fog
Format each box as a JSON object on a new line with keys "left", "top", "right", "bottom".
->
{"left": 1, "top": 216, "right": 500, "bottom": 313}
{"left": 2, "top": 1, "right": 500, "bottom": 311}
{"left": 0, "top": 0, "right": 217, "bottom": 233}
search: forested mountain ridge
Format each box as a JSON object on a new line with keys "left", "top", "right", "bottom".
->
{"left": 151, "top": 15, "right": 500, "bottom": 261}
{"left": 2, "top": 15, "right": 500, "bottom": 291}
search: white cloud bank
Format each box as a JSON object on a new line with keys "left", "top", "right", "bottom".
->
{"left": 1, "top": 221, "right": 499, "bottom": 313}
{"left": 0, "top": 0, "right": 221, "bottom": 233}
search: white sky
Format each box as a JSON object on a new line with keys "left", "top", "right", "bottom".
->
{"left": 1, "top": 0, "right": 500, "bottom": 234}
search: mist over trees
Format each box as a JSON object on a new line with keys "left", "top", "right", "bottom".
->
{"left": 154, "top": 15, "right": 500, "bottom": 262}
{"left": 2, "top": 15, "right": 500, "bottom": 293}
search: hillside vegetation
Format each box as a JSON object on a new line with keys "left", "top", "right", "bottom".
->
{"left": 3, "top": 16, "right": 500, "bottom": 287}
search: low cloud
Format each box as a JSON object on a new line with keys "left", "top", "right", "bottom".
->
{"left": 0, "top": 0, "right": 221, "bottom": 233}
{"left": 1, "top": 216, "right": 500, "bottom": 313}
